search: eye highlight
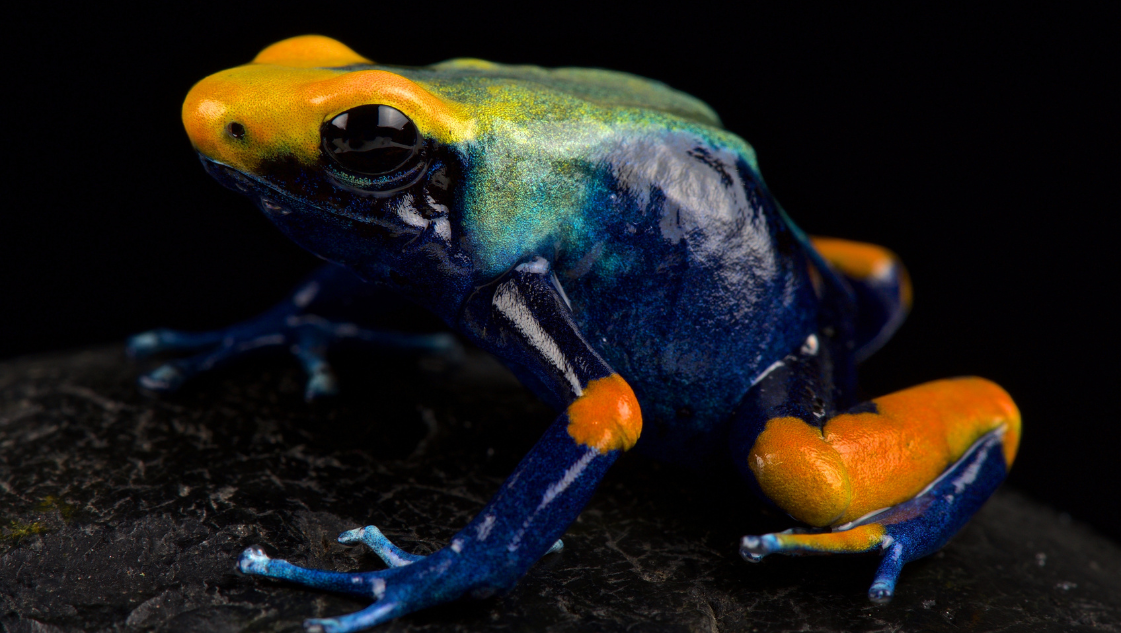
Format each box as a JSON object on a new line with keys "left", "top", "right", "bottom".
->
{"left": 322, "top": 105, "right": 422, "bottom": 176}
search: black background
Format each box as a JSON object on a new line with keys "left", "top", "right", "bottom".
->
{"left": 4, "top": 5, "right": 1117, "bottom": 541}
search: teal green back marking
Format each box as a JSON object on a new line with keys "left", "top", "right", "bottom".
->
{"left": 344, "top": 61, "right": 760, "bottom": 276}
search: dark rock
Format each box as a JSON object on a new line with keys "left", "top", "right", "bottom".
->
{"left": 2, "top": 345, "right": 1119, "bottom": 632}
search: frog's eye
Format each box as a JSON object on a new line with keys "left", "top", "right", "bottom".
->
{"left": 321, "top": 105, "right": 422, "bottom": 176}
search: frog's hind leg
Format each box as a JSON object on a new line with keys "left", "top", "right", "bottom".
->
{"left": 809, "top": 236, "right": 911, "bottom": 360}
{"left": 730, "top": 340, "right": 1020, "bottom": 602}
{"left": 740, "top": 427, "right": 1008, "bottom": 602}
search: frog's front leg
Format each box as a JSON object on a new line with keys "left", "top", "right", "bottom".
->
{"left": 238, "top": 263, "right": 640, "bottom": 632}
{"left": 127, "top": 264, "right": 458, "bottom": 400}
{"left": 731, "top": 338, "right": 1020, "bottom": 603}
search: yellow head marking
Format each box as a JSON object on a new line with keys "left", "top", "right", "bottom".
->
{"left": 182, "top": 37, "right": 474, "bottom": 175}
{"left": 566, "top": 374, "right": 642, "bottom": 453}
{"left": 252, "top": 35, "right": 372, "bottom": 68}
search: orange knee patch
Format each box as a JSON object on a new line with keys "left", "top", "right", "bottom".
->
{"left": 810, "top": 236, "right": 913, "bottom": 309}
{"left": 749, "top": 377, "right": 1020, "bottom": 526}
{"left": 566, "top": 374, "right": 642, "bottom": 453}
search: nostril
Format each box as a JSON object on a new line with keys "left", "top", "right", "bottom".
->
{"left": 226, "top": 122, "right": 246, "bottom": 139}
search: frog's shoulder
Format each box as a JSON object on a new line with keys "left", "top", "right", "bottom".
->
{"left": 420, "top": 59, "right": 722, "bottom": 128}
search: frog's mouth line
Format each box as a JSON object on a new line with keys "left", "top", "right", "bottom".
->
{"left": 197, "top": 154, "right": 384, "bottom": 227}
{"left": 198, "top": 155, "right": 312, "bottom": 210}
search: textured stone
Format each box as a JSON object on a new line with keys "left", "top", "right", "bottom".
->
{"left": 2, "top": 345, "right": 1119, "bottom": 632}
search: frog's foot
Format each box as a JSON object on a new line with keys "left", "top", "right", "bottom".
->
{"left": 740, "top": 428, "right": 1008, "bottom": 603}
{"left": 239, "top": 397, "right": 616, "bottom": 632}
{"left": 128, "top": 316, "right": 459, "bottom": 401}
{"left": 337, "top": 526, "right": 427, "bottom": 567}
{"left": 239, "top": 526, "right": 564, "bottom": 631}
{"left": 337, "top": 525, "right": 564, "bottom": 565}
{"left": 335, "top": 525, "right": 564, "bottom": 567}
{"left": 237, "top": 268, "right": 628, "bottom": 631}
{"left": 242, "top": 545, "right": 415, "bottom": 633}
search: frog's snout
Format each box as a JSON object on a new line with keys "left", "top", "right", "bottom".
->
{"left": 181, "top": 77, "right": 250, "bottom": 170}
{"left": 180, "top": 64, "right": 327, "bottom": 175}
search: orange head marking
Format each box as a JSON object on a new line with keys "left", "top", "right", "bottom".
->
{"left": 566, "top": 374, "right": 642, "bottom": 453}
{"left": 252, "top": 35, "right": 372, "bottom": 68}
{"left": 181, "top": 37, "right": 473, "bottom": 175}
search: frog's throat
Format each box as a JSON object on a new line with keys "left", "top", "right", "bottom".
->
{"left": 183, "top": 36, "right": 475, "bottom": 177}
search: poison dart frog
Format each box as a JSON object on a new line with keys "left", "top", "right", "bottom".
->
{"left": 128, "top": 35, "right": 1022, "bottom": 632}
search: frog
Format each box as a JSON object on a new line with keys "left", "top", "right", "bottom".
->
{"left": 129, "top": 35, "right": 1022, "bottom": 633}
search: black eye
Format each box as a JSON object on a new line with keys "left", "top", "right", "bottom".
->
{"left": 321, "top": 105, "right": 422, "bottom": 176}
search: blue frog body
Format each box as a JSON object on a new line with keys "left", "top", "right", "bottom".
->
{"left": 129, "top": 36, "right": 1021, "bottom": 632}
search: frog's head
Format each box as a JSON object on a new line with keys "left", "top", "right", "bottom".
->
{"left": 182, "top": 35, "right": 477, "bottom": 303}
{"left": 184, "top": 35, "right": 734, "bottom": 306}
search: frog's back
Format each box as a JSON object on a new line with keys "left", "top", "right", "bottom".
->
{"left": 373, "top": 60, "right": 827, "bottom": 464}
{"left": 552, "top": 127, "right": 824, "bottom": 465}
{"left": 369, "top": 59, "right": 723, "bottom": 128}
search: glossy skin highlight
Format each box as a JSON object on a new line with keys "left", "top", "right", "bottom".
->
{"left": 129, "top": 36, "right": 1022, "bottom": 631}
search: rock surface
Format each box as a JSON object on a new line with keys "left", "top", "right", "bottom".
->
{"left": 1, "top": 345, "right": 1119, "bottom": 633}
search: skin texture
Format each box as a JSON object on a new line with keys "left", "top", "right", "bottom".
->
{"left": 130, "top": 35, "right": 1022, "bottom": 631}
